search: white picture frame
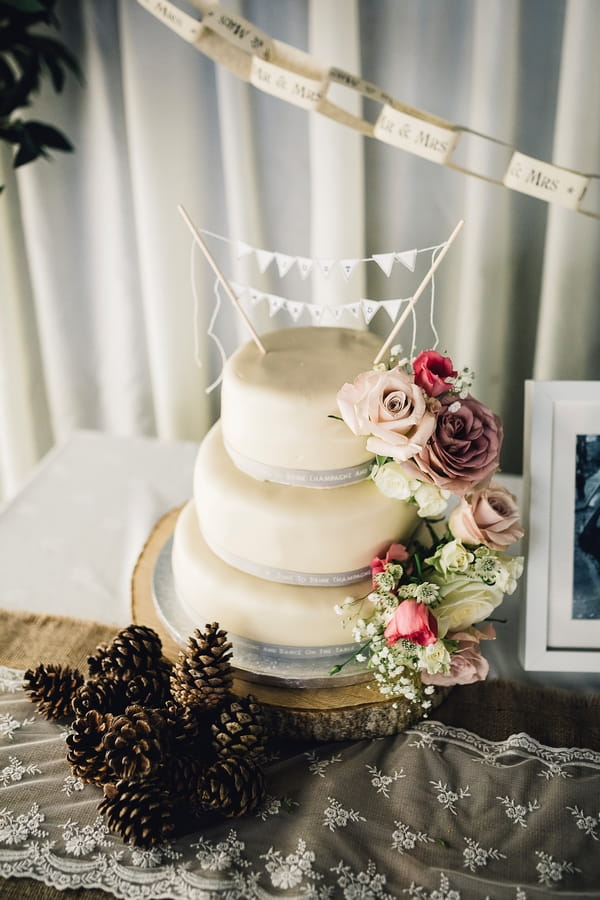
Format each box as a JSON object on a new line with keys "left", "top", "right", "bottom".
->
{"left": 521, "top": 381, "right": 600, "bottom": 672}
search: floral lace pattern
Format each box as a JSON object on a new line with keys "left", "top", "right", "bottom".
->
{"left": 1, "top": 666, "right": 600, "bottom": 898}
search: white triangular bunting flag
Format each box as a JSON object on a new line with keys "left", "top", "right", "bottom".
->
{"left": 274, "top": 253, "right": 295, "bottom": 277}
{"left": 347, "top": 302, "right": 362, "bottom": 319}
{"left": 296, "top": 257, "right": 313, "bottom": 279}
{"left": 329, "top": 305, "right": 346, "bottom": 321}
{"left": 284, "top": 299, "right": 305, "bottom": 321}
{"left": 361, "top": 299, "right": 381, "bottom": 324}
{"left": 395, "top": 249, "right": 417, "bottom": 271}
{"left": 382, "top": 299, "right": 402, "bottom": 322}
{"left": 236, "top": 241, "right": 254, "bottom": 259}
{"left": 267, "top": 293, "right": 285, "bottom": 316}
{"left": 318, "top": 259, "right": 335, "bottom": 279}
{"left": 307, "top": 304, "right": 325, "bottom": 325}
{"left": 249, "top": 288, "right": 263, "bottom": 305}
{"left": 255, "top": 249, "right": 274, "bottom": 273}
{"left": 372, "top": 252, "right": 396, "bottom": 276}
{"left": 339, "top": 258, "right": 358, "bottom": 280}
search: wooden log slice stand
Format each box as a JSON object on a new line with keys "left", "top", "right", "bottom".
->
{"left": 132, "top": 509, "right": 449, "bottom": 742}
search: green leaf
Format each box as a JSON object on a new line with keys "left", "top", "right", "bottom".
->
{"left": 13, "top": 124, "right": 42, "bottom": 166}
{"left": 21, "top": 119, "right": 72, "bottom": 150}
{"left": 1, "top": 1, "right": 48, "bottom": 12}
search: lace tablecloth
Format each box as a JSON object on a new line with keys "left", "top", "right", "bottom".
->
{"left": 2, "top": 665, "right": 600, "bottom": 899}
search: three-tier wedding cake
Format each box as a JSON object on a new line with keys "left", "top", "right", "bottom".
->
{"left": 171, "top": 325, "right": 418, "bottom": 681}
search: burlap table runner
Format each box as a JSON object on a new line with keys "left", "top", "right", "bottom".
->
{"left": 2, "top": 607, "right": 599, "bottom": 899}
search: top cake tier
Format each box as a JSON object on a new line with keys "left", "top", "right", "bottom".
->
{"left": 221, "top": 326, "right": 381, "bottom": 483}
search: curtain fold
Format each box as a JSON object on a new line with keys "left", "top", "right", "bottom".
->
{"left": 1, "top": 0, "right": 599, "bottom": 502}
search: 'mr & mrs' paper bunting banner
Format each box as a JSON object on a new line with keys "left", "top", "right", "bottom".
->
{"left": 138, "top": 0, "right": 600, "bottom": 220}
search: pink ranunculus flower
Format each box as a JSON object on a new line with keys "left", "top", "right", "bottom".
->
{"left": 371, "top": 542, "right": 410, "bottom": 583}
{"left": 421, "top": 625, "right": 495, "bottom": 686}
{"left": 449, "top": 483, "right": 524, "bottom": 550}
{"left": 403, "top": 394, "right": 503, "bottom": 496}
{"left": 384, "top": 600, "right": 438, "bottom": 647}
{"left": 336, "top": 367, "right": 436, "bottom": 462}
{"left": 412, "top": 350, "right": 457, "bottom": 398}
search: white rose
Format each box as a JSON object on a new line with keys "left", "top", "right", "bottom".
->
{"left": 415, "top": 639, "right": 452, "bottom": 675}
{"left": 414, "top": 481, "right": 450, "bottom": 518}
{"left": 494, "top": 555, "right": 524, "bottom": 594}
{"left": 432, "top": 575, "right": 504, "bottom": 637}
{"left": 437, "top": 540, "right": 474, "bottom": 575}
{"left": 373, "top": 461, "right": 420, "bottom": 500}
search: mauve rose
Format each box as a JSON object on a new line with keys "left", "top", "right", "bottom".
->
{"left": 336, "top": 367, "right": 436, "bottom": 462}
{"left": 384, "top": 600, "right": 438, "bottom": 647}
{"left": 449, "top": 483, "right": 524, "bottom": 550}
{"left": 403, "top": 395, "right": 503, "bottom": 495}
{"left": 413, "top": 350, "right": 457, "bottom": 398}
{"left": 421, "top": 625, "right": 495, "bottom": 686}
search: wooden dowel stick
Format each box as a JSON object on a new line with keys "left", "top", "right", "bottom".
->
{"left": 373, "top": 218, "right": 464, "bottom": 366}
{"left": 178, "top": 204, "right": 267, "bottom": 355}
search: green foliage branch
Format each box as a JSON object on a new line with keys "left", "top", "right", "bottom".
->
{"left": 0, "top": 0, "right": 82, "bottom": 192}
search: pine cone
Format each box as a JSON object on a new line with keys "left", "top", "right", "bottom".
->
{"left": 23, "top": 663, "right": 84, "bottom": 720}
{"left": 199, "top": 756, "right": 266, "bottom": 817}
{"left": 163, "top": 701, "right": 215, "bottom": 758}
{"left": 103, "top": 705, "right": 166, "bottom": 780}
{"left": 125, "top": 663, "right": 172, "bottom": 708}
{"left": 170, "top": 623, "right": 233, "bottom": 710}
{"left": 72, "top": 677, "right": 126, "bottom": 718}
{"left": 162, "top": 754, "right": 207, "bottom": 799}
{"left": 98, "top": 778, "right": 177, "bottom": 848}
{"left": 66, "top": 710, "right": 114, "bottom": 784}
{"left": 211, "top": 695, "right": 267, "bottom": 761}
{"left": 100, "top": 625, "right": 164, "bottom": 681}
{"left": 87, "top": 642, "right": 110, "bottom": 677}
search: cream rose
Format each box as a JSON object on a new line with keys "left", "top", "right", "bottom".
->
{"left": 421, "top": 625, "right": 496, "bottom": 686}
{"left": 431, "top": 575, "right": 504, "bottom": 636}
{"left": 449, "top": 483, "right": 524, "bottom": 550}
{"left": 413, "top": 481, "right": 450, "bottom": 517}
{"left": 336, "top": 367, "right": 436, "bottom": 462}
{"left": 372, "top": 461, "right": 420, "bottom": 500}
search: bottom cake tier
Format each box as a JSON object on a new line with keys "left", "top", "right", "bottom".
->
{"left": 169, "top": 502, "right": 372, "bottom": 685}
{"left": 133, "top": 508, "right": 450, "bottom": 741}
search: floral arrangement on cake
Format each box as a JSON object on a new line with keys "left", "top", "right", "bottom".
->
{"left": 332, "top": 348, "right": 524, "bottom": 710}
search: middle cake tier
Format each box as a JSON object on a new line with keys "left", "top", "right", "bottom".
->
{"left": 194, "top": 423, "right": 418, "bottom": 584}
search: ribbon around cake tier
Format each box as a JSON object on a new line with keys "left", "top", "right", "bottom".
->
{"left": 204, "top": 534, "right": 372, "bottom": 586}
{"left": 225, "top": 441, "right": 374, "bottom": 488}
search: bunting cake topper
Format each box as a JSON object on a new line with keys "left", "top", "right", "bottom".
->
{"left": 178, "top": 205, "right": 464, "bottom": 392}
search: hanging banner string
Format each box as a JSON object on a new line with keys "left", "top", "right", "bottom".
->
{"left": 197, "top": 227, "right": 426, "bottom": 276}
{"left": 137, "top": 0, "right": 600, "bottom": 221}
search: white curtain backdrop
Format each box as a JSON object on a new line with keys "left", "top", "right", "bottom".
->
{"left": 1, "top": 0, "right": 599, "bottom": 502}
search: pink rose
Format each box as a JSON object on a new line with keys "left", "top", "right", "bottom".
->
{"left": 403, "top": 395, "right": 503, "bottom": 496}
{"left": 421, "top": 625, "right": 495, "bottom": 686}
{"left": 413, "top": 350, "right": 457, "bottom": 398}
{"left": 371, "top": 542, "right": 410, "bottom": 584}
{"left": 449, "top": 483, "right": 524, "bottom": 550}
{"left": 384, "top": 600, "right": 438, "bottom": 647}
{"left": 336, "top": 367, "right": 436, "bottom": 462}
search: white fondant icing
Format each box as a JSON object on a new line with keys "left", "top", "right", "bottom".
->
{"left": 221, "top": 326, "right": 382, "bottom": 472}
{"left": 172, "top": 502, "right": 370, "bottom": 647}
{"left": 172, "top": 326, "right": 419, "bottom": 660}
{"left": 194, "top": 423, "right": 418, "bottom": 578}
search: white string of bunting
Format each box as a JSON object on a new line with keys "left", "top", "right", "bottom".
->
{"left": 137, "top": 0, "right": 600, "bottom": 221}
{"left": 197, "top": 227, "right": 422, "bottom": 277}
